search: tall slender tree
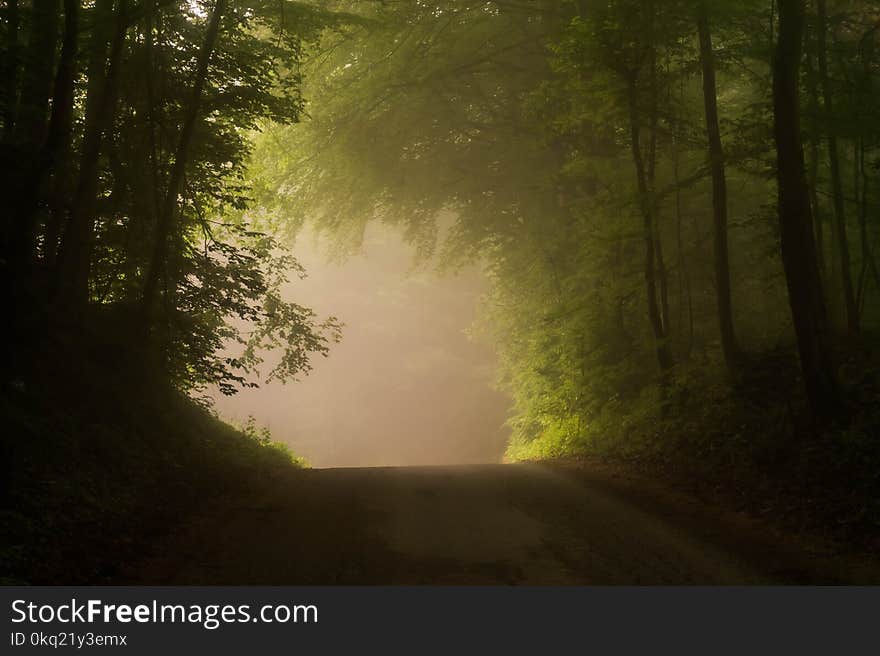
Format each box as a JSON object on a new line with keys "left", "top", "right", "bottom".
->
{"left": 816, "top": 0, "right": 858, "bottom": 334}
{"left": 773, "top": 0, "right": 841, "bottom": 422}
{"left": 6, "top": 0, "right": 59, "bottom": 281}
{"left": 44, "top": 0, "right": 80, "bottom": 269}
{"left": 1, "top": 0, "right": 20, "bottom": 139}
{"left": 142, "top": 0, "right": 228, "bottom": 330}
{"left": 696, "top": 0, "right": 739, "bottom": 373}
{"left": 55, "top": 0, "right": 126, "bottom": 310}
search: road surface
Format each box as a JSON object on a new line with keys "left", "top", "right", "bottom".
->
{"left": 123, "top": 463, "right": 879, "bottom": 584}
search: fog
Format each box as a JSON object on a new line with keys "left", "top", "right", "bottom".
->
{"left": 210, "top": 225, "right": 511, "bottom": 468}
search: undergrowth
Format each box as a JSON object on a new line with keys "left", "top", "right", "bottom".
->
{"left": 0, "top": 328, "right": 305, "bottom": 585}
{"left": 507, "top": 344, "right": 880, "bottom": 548}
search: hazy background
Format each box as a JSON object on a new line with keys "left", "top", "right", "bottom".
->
{"left": 210, "top": 225, "right": 511, "bottom": 468}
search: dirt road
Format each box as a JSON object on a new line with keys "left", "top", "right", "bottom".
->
{"left": 123, "top": 463, "right": 880, "bottom": 584}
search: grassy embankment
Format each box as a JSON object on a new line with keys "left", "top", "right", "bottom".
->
{"left": 1, "top": 327, "right": 303, "bottom": 585}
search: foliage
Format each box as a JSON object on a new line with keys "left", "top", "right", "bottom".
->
{"left": 1, "top": 0, "right": 350, "bottom": 396}
{"left": 3, "top": 0, "right": 880, "bottom": 548}
{"left": 254, "top": 0, "right": 880, "bottom": 466}
{"left": 239, "top": 414, "right": 308, "bottom": 466}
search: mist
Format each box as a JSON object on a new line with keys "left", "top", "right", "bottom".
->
{"left": 210, "top": 225, "right": 511, "bottom": 468}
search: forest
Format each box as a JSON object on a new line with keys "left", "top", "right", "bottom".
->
{"left": 2, "top": 0, "right": 880, "bottom": 584}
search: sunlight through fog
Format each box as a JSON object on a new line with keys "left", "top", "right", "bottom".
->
{"left": 211, "top": 225, "right": 511, "bottom": 467}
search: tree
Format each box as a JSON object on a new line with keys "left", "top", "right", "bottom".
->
{"left": 1, "top": 0, "right": 20, "bottom": 140}
{"left": 697, "top": 0, "right": 739, "bottom": 372}
{"left": 142, "top": 0, "right": 227, "bottom": 326}
{"left": 55, "top": 0, "right": 126, "bottom": 311}
{"left": 1, "top": 0, "right": 345, "bottom": 394}
{"left": 43, "top": 0, "right": 80, "bottom": 270}
{"left": 816, "top": 0, "right": 858, "bottom": 334}
{"left": 772, "top": 0, "right": 840, "bottom": 421}
{"left": 7, "top": 0, "right": 59, "bottom": 278}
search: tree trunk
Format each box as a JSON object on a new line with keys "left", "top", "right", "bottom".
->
{"left": 697, "top": 1, "right": 739, "bottom": 373}
{"left": 645, "top": 15, "right": 671, "bottom": 341}
{"left": 855, "top": 29, "right": 880, "bottom": 314}
{"left": 54, "top": 0, "right": 126, "bottom": 310}
{"left": 816, "top": 0, "right": 858, "bottom": 334}
{"left": 803, "top": 47, "right": 824, "bottom": 277}
{"left": 1, "top": 0, "right": 59, "bottom": 376}
{"left": 13, "top": 0, "right": 59, "bottom": 149}
{"left": 773, "top": 0, "right": 841, "bottom": 422}
{"left": 856, "top": 138, "right": 880, "bottom": 307}
{"left": 1, "top": 0, "right": 20, "bottom": 139}
{"left": 44, "top": 0, "right": 80, "bottom": 269}
{"left": 142, "top": 0, "right": 227, "bottom": 323}
{"left": 672, "top": 127, "right": 694, "bottom": 360}
{"left": 627, "top": 78, "right": 674, "bottom": 372}
{"left": 4, "top": 0, "right": 59, "bottom": 273}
